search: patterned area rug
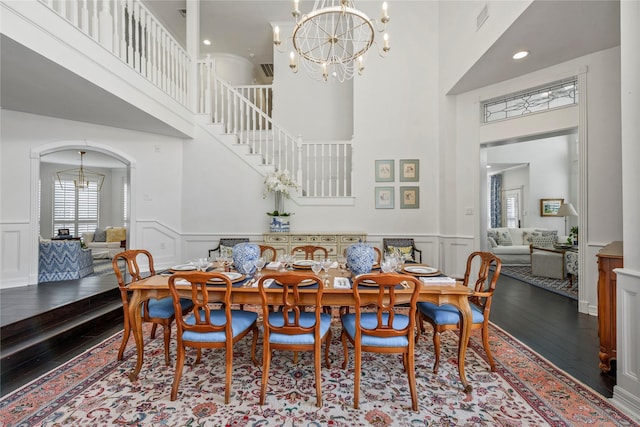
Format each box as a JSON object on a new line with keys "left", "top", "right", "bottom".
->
{"left": 499, "top": 265, "right": 578, "bottom": 300}
{"left": 91, "top": 258, "right": 119, "bottom": 276}
{"left": 1, "top": 323, "right": 635, "bottom": 426}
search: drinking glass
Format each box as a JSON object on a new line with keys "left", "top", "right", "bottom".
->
{"left": 311, "top": 261, "right": 323, "bottom": 276}
{"left": 253, "top": 257, "right": 266, "bottom": 278}
{"left": 381, "top": 260, "right": 393, "bottom": 273}
{"left": 337, "top": 255, "right": 347, "bottom": 273}
{"left": 322, "top": 258, "right": 333, "bottom": 279}
{"left": 193, "top": 257, "right": 210, "bottom": 272}
{"left": 242, "top": 260, "right": 255, "bottom": 276}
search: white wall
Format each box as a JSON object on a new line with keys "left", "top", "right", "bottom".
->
{"left": 487, "top": 135, "right": 572, "bottom": 232}
{"left": 446, "top": 47, "right": 622, "bottom": 315}
{"left": 0, "top": 110, "right": 186, "bottom": 287}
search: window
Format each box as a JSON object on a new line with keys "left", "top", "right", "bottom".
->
{"left": 53, "top": 179, "right": 99, "bottom": 237}
{"left": 503, "top": 189, "right": 521, "bottom": 229}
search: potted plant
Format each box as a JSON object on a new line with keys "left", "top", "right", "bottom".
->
{"left": 567, "top": 226, "right": 578, "bottom": 245}
{"left": 263, "top": 169, "right": 298, "bottom": 232}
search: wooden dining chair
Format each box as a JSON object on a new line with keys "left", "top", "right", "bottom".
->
{"left": 341, "top": 273, "right": 421, "bottom": 411}
{"left": 259, "top": 244, "right": 278, "bottom": 262}
{"left": 112, "top": 249, "right": 194, "bottom": 365}
{"left": 291, "top": 245, "right": 328, "bottom": 260}
{"left": 416, "top": 251, "right": 502, "bottom": 373}
{"left": 258, "top": 271, "right": 332, "bottom": 407}
{"left": 168, "top": 271, "right": 259, "bottom": 402}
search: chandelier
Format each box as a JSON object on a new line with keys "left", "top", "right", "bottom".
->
{"left": 274, "top": 0, "right": 390, "bottom": 82}
{"left": 56, "top": 151, "right": 105, "bottom": 191}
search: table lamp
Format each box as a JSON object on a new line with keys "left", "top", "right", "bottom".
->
{"left": 557, "top": 202, "right": 578, "bottom": 236}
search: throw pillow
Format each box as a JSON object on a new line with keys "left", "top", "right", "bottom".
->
{"left": 532, "top": 235, "right": 556, "bottom": 248}
{"left": 523, "top": 231, "right": 542, "bottom": 245}
{"left": 106, "top": 227, "right": 127, "bottom": 243}
{"left": 93, "top": 228, "right": 106, "bottom": 242}
{"left": 220, "top": 244, "right": 234, "bottom": 258}
{"left": 535, "top": 229, "right": 559, "bottom": 243}
{"left": 487, "top": 230, "right": 499, "bottom": 242}
{"left": 488, "top": 237, "right": 498, "bottom": 248}
{"left": 497, "top": 231, "right": 512, "bottom": 246}
{"left": 387, "top": 245, "right": 414, "bottom": 262}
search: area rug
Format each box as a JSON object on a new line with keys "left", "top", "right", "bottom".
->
{"left": 91, "top": 258, "right": 119, "bottom": 276}
{"left": 1, "top": 323, "right": 635, "bottom": 427}
{"left": 499, "top": 265, "right": 578, "bottom": 300}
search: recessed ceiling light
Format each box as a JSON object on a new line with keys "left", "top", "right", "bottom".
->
{"left": 203, "top": 39, "right": 211, "bottom": 46}
{"left": 512, "top": 50, "right": 529, "bottom": 60}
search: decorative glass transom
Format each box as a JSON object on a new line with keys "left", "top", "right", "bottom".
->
{"left": 482, "top": 78, "right": 579, "bottom": 123}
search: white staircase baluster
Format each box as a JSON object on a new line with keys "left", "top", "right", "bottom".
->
{"left": 59, "top": 0, "right": 67, "bottom": 21}
{"left": 69, "top": 0, "right": 78, "bottom": 27}
{"left": 91, "top": 0, "right": 98, "bottom": 40}
{"left": 98, "top": 0, "right": 113, "bottom": 50}
{"left": 80, "top": 0, "right": 89, "bottom": 34}
{"left": 112, "top": 0, "right": 120, "bottom": 57}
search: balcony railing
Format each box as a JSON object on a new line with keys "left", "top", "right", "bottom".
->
{"left": 39, "top": 0, "right": 189, "bottom": 107}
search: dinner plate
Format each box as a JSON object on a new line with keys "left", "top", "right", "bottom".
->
{"left": 171, "top": 264, "right": 197, "bottom": 271}
{"left": 293, "top": 260, "right": 316, "bottom": 269}
{"left": 207, "top": 272, "right": 245, "bottom": 283}
{"left": 403, "top": 265, "right": 439, "bottom": 275}
{"left": 270, "top": 278, "right": 317, "bottom": 287}
{"left": 358, "top": 279, "right": 379, "bottom": 286}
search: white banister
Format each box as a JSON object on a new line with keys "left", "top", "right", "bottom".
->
{"left": 38, "top": 0, "right": 191, "bottom": 108}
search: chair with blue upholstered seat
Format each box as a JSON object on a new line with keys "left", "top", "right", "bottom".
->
{"left": 341, "top": 273, "right": 422, "bottom": 411}
{"left": 168, "top": 271, "right": 258, "bottom": 402}
{"left": 112, "top": 249, "right": 193, "bottom": 365}
{"left": 416, "top": 251, "right": 502, "bottom": 373}
{"left": 258, "top": 271, "right": 332, "bottom": 407}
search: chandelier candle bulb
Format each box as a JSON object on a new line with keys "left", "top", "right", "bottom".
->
{"left": 289, "top": 51, "right": 298, "bottom": 72}
{"left": 381, "top": 2, "right": 389, "bottom": 23}
{"left": 383, "top": 33, "right": 390, "bottom": 52}
{"left": 292, "top": 0, "right": 300, "bottom": 17}
{"left": 273, "top": 26, "right": 281, "bottom": 45}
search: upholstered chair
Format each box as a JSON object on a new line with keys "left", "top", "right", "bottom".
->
{"left": 112, "top": 249, "right": 193, "bottom": 365}
{"left": 416, "top": 251, "right": 502, "bottom": 373}
{"left": 258, "top": 272, "right": 332, "bottom": 407}
{"left": 168, "top": 271, "right": 258, "bottom": 402}
{"left": 341, "top": 273, "right": 421, "bottom": 411}
{"left": 382, "top": 238, "right": 422, "bottom": 263}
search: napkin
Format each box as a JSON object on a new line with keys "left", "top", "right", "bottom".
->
{"left": 420, "top": 276, "right": 456, "bottom": 285}
{"left": 333, "top": 277, "right": 351, "bottom": 289}
{"left": 263, "top": 278, "right": 275, "bottom": 288}
{"left": 266, "top": 262, "right": 281, "bottom": 269}
{"left": 174, "top": 278, "right": 191, "bottom": 286}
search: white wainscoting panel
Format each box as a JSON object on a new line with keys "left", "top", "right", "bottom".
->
{"left": 1, "top": 222, "right": 34, "bottom": 288}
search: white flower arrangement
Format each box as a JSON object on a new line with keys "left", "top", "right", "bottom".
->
{"left": 263, "top": 169, "right": 298, "bottom": 198}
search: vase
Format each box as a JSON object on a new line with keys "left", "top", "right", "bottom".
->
{"left": 232, "top": 243, "right": 260, "bottom": 274}
{"left": 274, "top": 191, "right": 285, "bottom": 215}
{"left": 346, "top": 242, "right": 375, "bottom": 276}
{"left": 269, "top": 215, "right": 291, "bottom": 233}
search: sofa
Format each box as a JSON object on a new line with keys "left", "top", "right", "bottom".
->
{"left": 82, "top": 226, "right": 127, "bottom": 259}
{"left": 487, "top": 227, "right": 562, "bottom": 265}
{"left": 39, "top": 240, "right": 94, "bottom": 282}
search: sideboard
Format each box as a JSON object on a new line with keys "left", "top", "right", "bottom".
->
{"left": 263, "top": 232, "right": 367, "bottom": 259}
{"left": 596, "top": 241, "right": 623, "bottom": 373}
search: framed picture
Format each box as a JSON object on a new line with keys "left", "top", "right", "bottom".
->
{"left": 57, "top": 228, "right": 70, "bottom": 236}
{"left": 399, "top": 159, "right": 419, "bottom": 182}
{"left": 375, "top": 160, "right": 394, "bottom": 182}
{"left": 375, "top": 187, "right": 394, "bottom": 209}
{"left": 400, "top": 186, "right": 420, "bottom": 209}
{"left": 540, "top": 198, "right": 564, "bottom": 216}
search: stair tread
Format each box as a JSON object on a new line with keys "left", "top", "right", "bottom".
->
{"left": 0, "top": 300, "right": 122, "bottom": 359}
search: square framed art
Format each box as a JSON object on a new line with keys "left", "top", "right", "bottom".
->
{"left": 375, "top": 187, "right": 394, "bottom": 209}
{"left": 400, "top": 186, "right": 419, "bottom": 209}
{"left": 375, "top": 160, "right": 394, "bottom": 182}
{"left": 399, "top": 159, "right": 419, "bottom": 182}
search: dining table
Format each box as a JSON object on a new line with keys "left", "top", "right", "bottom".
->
{"left": 126, "top": 263, "right": 475, "bottom": 393}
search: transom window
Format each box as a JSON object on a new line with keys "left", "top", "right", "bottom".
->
{"left": 482, "top": 77, "right": 578, "bottom": 123}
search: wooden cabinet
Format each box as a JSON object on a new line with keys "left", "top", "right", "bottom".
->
{"left": 263, "top": 232, "right": 366, "bottom": 259}
{"left": 596, "top": 241, "right": 623, "bottom": 373}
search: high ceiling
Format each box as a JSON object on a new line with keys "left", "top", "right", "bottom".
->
{"left": 0, "top": 1, "right": 621, "bottom": 140}
{"left": 142, "top": 0, "right": 620, "bottom": 91}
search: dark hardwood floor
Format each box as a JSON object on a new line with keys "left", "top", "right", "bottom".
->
{"left": 0, "top": 271, "right": 615, "bottom": 398}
